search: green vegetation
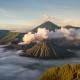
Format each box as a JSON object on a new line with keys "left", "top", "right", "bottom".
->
{"left": 21, "top": 41, "right": 76, "bottom": 59}
{"left": 0, "top": 32, "right": 19, "bottom": 44}
{"left": 40, "top": 64, "right": 80, "bottom": 80}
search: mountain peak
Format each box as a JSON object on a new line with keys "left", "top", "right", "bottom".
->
{"left": 42, "top": 21, "right": 55, "bottom": 24}
{"left": 31, "top": 21, "right": 60, "bottom": 32}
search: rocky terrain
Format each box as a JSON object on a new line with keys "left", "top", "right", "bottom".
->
{"left": 21, "top": 40, "right": 76, "bottom": 59}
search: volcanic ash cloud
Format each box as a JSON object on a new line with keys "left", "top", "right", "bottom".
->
{"left": 19, "top": 28, "right": 49, "bottom": 45}
{"left": 19, "top": 28, "right": 80, "bottom": 45}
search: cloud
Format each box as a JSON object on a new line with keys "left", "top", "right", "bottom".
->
{"left": 32, "top": 15, "right": 80, "bottom": 28}
{"left": 19, "top": 28, "right": 80, "bottom": 45}
{"left": 43, "top": 15, "right": 80, "bottom": 27}
{"left": 0, "top": 14, "right": 80, "bottom": 30}
{"left": 43, "top": 15, "right": 65, "bottom": 26}
{"left": 43, "top": 15, "right": 51, "bottom": 19}
{"left": 28, "top": 15, "right": 65, "bottom": 28}
{"left": 63, "top": 19, "right": 80, "bottom": 27}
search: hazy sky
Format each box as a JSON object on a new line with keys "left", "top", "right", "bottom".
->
{"left": 0, "top": 0, "right": 80, "bottom": 29}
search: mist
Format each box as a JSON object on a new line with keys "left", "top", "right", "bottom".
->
{"left": 19, "top": 28, "right": 80, "bottom": 45}
{"left": 0, "top": 47, "right": 80, "bottom": 80}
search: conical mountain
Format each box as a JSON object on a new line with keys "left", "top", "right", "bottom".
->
{"left": 21, "top": 41, "right": 76, "bottom": 59}
{"left": 31, "top": 21, "right": 60, "bottom": 32}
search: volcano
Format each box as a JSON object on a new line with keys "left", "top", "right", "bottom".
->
{"left": 21, "top": 41, "right": 76, "bottom": 59}
{"left": 31, "top": 21, "right": 60, "bottom": 32}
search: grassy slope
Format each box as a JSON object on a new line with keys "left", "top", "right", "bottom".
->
{"left": 40, "top": 64, "right": 80, "bottom": 80}
{"left": 0, "top": 32, "right": 19, "bottom": 44}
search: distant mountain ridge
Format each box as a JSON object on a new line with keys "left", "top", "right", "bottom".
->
{"left": 64, "top": 25, "right": 80, "bottom": 29}
{"left": 31, "top": 21, "right": 80, "bottom": 33}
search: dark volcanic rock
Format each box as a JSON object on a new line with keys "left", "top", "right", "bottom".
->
{"left": 53, "top": 38, "right": 80, "bottom": 50}
{"left": 21, "top": 41, "right": 76, "bottom": 59}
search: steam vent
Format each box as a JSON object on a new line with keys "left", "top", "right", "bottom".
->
{"left": 21, "top": 41, "right": 76, "bottom": 59}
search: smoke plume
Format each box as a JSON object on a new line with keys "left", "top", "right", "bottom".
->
{"left": 19, "top": 28, "right": 80, "bottom": 45}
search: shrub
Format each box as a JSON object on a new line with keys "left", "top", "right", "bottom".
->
{"left": 40, "top": 64, "right": 80, "bottom": 80}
